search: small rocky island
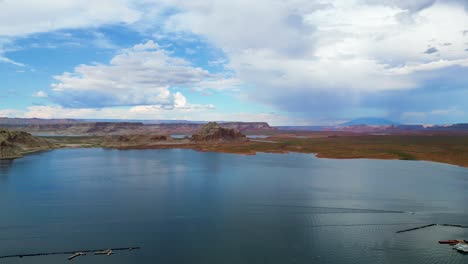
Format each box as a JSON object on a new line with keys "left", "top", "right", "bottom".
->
{"left": 191, "top": 122, "right": 247, "bottom": 142}
{"left": 0, "top": 129, "right": 53, "bottom": 159}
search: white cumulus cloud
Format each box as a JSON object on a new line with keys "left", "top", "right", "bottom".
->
{"left": 0, "top": 0, "right": 141, "bottom": 37}
{"left": 32, "top": 91, "right": 48, "bottom": 98}
{"left": 51, "top": 40, "right": 237, "bottom": 108}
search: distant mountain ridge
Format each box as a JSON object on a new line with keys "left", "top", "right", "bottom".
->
{"left": 0, "top": 117, "right": 259, "bottom": 125}
{"left": 276, "top": 123, "right": 468, "bottom": 133}
{"left": 0, "top": 117, "right": 203, "bottom": 125}
{"left": 0, "top": 118, "right": 275, "bottom": 135}
{"left": 0, "top": 117, "right": 81, "bottom": 125}
{"left": 338, "top": 118, "right": 399, "bottom": 126}
{"left": 275, "top": 117, "right": 468, "bottom": 133}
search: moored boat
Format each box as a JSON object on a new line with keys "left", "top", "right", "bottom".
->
{"left": 453, "top": 243, "right": 467, "bottom": 250}
{"left": 456, "top": 244, "right": 468, "bottom": 253}
{"left": 439, "top": 240, "right": 459, "bottom": 244}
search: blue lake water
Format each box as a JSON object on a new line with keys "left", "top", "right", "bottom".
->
{"left": 246, "top": 135, "right": 270, "bottom": 139}
{"left": 170, "top": 134, "right": 190, "bottom": 139}
{"left": 1, "top": 148, "right": 468, "bottom": 263}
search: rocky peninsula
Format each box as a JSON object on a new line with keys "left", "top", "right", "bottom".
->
{"left": 0, "top": 129, "right": 53, "bottom": 159}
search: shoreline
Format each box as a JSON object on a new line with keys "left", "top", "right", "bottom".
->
{"left": 4, "top": 134, "right": 468, "bottom": 169}
{"left": 107, "top": 144, "right": 468, "bottom": 168}
{"left": 0, "top": 147, "right": 56, "bottom": 160}
{"left": 39, "top": 143, "right": 468, "bottom": 169}
{"left": 7, "top": 144, "right": 468, "bottom": 169}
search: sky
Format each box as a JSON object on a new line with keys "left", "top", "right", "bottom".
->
{"left": 1, "top": 0, "right": 468, "bottom": 125}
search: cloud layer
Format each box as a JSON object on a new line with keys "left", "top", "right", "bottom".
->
{"left": 0, "top": 0, "right": 140, "bottom": 37}
{"left": 161, "top": 0, "right": 468, "bottom": 118}
{"left": 50, "top": 40, "right": 234, "bottom": 109}
{"left": 1, "top": 0, "right": 468, "bottom": 124}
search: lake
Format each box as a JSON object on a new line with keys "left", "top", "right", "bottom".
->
{"left": 171, "top": 134, "right": 190, "bottom": 139}
{"left": 246, "top": 135, "right": 270, "bottom": 139}
{"left": 1, "top": 148, "right": 468, "bottom": 263}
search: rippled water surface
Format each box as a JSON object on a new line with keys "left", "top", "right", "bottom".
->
{"left": 1, "top": 149, "right": 468, "bottom": 263}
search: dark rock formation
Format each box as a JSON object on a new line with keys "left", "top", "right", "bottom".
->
{"left": 0, "top": 129, "right": 53, "bottom": 159}
{"left": 191, "top": 122, "right": 247, "bottom": 142}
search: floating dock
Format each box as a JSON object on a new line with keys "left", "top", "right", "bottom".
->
{"left": 95, "top": 249, "right": 114, "bottom": 256}
{"left": 396, "top": 223, "right": 468, "bottom": 234}
{"left": 396, "top": 224, "right": 436, "bottom": 233}
{"left": 68, "top": 252, "right": 86, "bottom": 260}
{"left": 439, "top": 224, "right": 468, "bottom": 228}
{"left": 0, "top": 246, "right": 140, "bottom": 260}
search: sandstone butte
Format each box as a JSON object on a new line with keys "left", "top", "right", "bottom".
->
{"left": 191, "top": 122, "right": 247, "bottom": 142}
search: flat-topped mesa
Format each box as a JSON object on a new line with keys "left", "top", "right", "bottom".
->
{"left": 217, "top": 122, "right": 275, "bottom": 132}
{"left": 191, "top": 122, "right": 248, "bottom": 142}
{"left": 0, "top": 129, "right": 53, "bottom": 159}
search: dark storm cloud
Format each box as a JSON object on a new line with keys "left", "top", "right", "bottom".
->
{"left": 365, "top": 0, "right": 436, "bottom": 12}
{"left": 361, "top": 66, "right": 468, "bottom": 116}
{"left": 424, "top": 47, "right": 438, "bottom": 54}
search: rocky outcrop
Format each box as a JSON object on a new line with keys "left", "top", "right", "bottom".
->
{"left": 0, "top": 141, "right": 21, "bottom": 159}
{"left": 191, "top": 122, "right": 247, "bottom": 142}
{"left": 0, "top": 129, "right": 53, "bottom": 159}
